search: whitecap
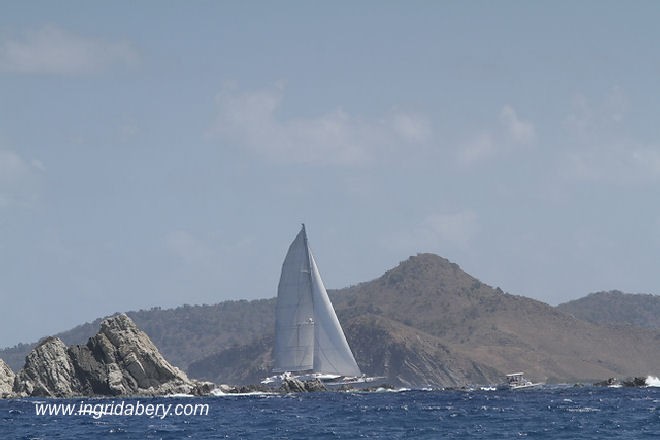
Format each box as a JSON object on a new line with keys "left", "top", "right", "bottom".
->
{"left": 374, "top": 387, "right": 411, "bottom": 393}
{"left": 645, "top": 376, "right": 660, "bottom": 387}
{"left": 210, "top": 388, "right": 275, "bottom": 397}
{"left": 567, "top": 407, "right": 600, "bottom": 413}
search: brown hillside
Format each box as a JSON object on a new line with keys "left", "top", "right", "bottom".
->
{"left": 330, "top": 254, "right": 660, "bottom": 383}
{"left": 188, "top": 254, "right": 660, "bottom": 386}
{"left": 343, "top": 314, "right": 499, "bottom": 387}
{"left": 4, "top": 253, "right": 659, "bottom": 387}
{"left": 557, "top": 290, "right": 660, "bottom": 329}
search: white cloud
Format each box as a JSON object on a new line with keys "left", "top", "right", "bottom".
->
{"left": 561, "top": 88, "right": 660, "bottom": 184}
{"left": 118, "top": 122, "right": 139, "bottom": 142}
{"left": 458, "top": 133, "right": 495, "bottom": 163}
{"left": 500, "top": 105, "right": 536, "bottom": 144}
{"left": 604, "top": 86, "right": 629, "bottom": 123}
{"left": 566, "top": 88, "right": 629, "bottom": 136}
{"left": 458, "top": 105, "right": 535, "bottom": 164}
{"left": 0, "top": 25, "right": 139, "bottom": 75}
{"left": 563, "top": 141, "right": 660, "bottom": 184}
{"left": 566, "top": 93, "right": 593, "bottom": 136}
{"left": 392, "top": 112, "right": 432, "bottom": 143}
{"left": 209, "top": 85, "right": 431, "bottom": 165}
{"left": 0, "top": 150, "right": 30, "bottom": 182}
{"left": 0, "top": 149, "right": 42, "bottom": 208}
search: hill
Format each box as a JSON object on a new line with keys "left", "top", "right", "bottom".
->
{"left": 557, "top": 290, "right": 660, "bottom": 329}
{"left": 0, "top": 300, "right": 275, "bottom": 373}
{"left": 3, "top": 254, "right": 660, "bottom": 387}
{"left": 182, "top": 254, "right": 660, "bottom": 386}
{"left": 330, "top": 254, "right": 660, "bottom": 384}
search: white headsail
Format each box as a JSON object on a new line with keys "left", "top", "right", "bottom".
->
{"left": 273, "top": 225, "right": 361, "bottom": 377}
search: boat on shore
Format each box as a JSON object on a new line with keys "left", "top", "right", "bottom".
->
{"left": 261, "top": 225, "right": 380, "bottom": 388}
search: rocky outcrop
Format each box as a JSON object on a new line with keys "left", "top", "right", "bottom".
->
{"left": 302, "top": 378, "right": 327, "bottom": 392}
{"left": 69, "top": 313, "right": 195, "bottom": 396}
{"left": 217, "top": 383, "right": 272, "bottom": 394}
{"left": 13, "top": 314, "right": 213, "bottom": 397}
{"left": 278, "top": 377, "right": 306, "bottom": 393}
{"left": 594, "top": 376, "right": 654, "bottom": 387}
{"left": 0, "top": 359, "right": 15, "bottom": 397}
{"left": 14, "top": 337, "right": 80, "bottom": 397}
{"left": 622, "top": 377, "right": 648, "bottom": 387}
{"left": 593, "top": 377, "right": 619, "bottom": 387}
{"left": 278, "top": 377, "right": 327, "bottom": 393}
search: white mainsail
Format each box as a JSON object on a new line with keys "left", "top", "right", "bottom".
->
{"left": 273, "top": 225, "right": 361, "bottom": 377}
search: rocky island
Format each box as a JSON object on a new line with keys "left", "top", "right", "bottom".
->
{"left": 0, "top": 314, "right": 346, "bottom": 399}
{"left": 0, "top": 358, "right": 15, "bottom": 398}
{"left": 2, "top": 314, "right": 213, "bottom": 398}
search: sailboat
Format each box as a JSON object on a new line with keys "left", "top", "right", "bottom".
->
{"left": 262, "top": 224, "right": 373, "bottom": 387}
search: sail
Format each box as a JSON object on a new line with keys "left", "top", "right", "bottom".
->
{"left": 273, "top": 227, "right": 315, "bottom": 372}
{"left": 309, "top": 251, "right": 362, "bottom": 377}
{"left": 273, "top": 225, "right": 361, "bottom": 377}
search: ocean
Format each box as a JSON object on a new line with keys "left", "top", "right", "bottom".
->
{"left": 1, "top": 386, "right": 658, "bottom": 439}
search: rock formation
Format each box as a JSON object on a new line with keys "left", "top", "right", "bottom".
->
{"left": 216, "top": 383, "right": 272, "bottom": 394}
{"left": 622, "top": 377, "right": 648, "bottom": 387}
{"left": 69, "top": 313, "right": 195, "bottom": 396}
{"left": 0, "top": 358, "right": 15, "bottom": 397}
{"left": 13, "top": 314, "right": 212, "bottom": 397}
{"left": 301, "top": 378, "right": 327, "bottom": 392}
{"left": 593, "top": 377, "right": 619, "bottom": 387}
{"left": 14, "top": 337, "right": 80, "bottom": 397}
{"left": 278, "top": 377, "right": 327, "bottom": 393}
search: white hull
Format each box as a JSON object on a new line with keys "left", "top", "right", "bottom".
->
{"left": 509, "top": 382, "right": 543, "bottom": 390}
{"left": 261, "top": 371, "right": 383, "bottom": 388}
{"left": 503, "top": 372, "right": 543, "bottom": 390}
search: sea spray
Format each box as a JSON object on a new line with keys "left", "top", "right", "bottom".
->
{"left": 645, "top": 375, "right": 660, "bottom": 387}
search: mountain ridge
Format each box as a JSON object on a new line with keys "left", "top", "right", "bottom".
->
{"left": 2, "top": 253, "right": 659, "bottom": 387}
{"left": 557, "top": 290, "right": 660, "bottom": 329}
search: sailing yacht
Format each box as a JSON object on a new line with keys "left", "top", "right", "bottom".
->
{"left": 262, "top": 224, "right": 373, "bottom": 386}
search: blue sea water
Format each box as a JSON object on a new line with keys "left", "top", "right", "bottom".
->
{"left": 1, "top": 387, "right": 658, "bottom": 439}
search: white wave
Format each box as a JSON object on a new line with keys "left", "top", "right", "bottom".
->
{"left": 209, "top": 388, "right": 275, "bottom": 397}
{"left": 645, "top": 376, "right": 660, "bottom": 387}
{"left": 567, "top": 407, "right": 600, "bottom": 413}
{"left": 209, "top": 388, "right": 226, "bottom": 396}
{"left": 374, "top": 387, "right": 411, "bottom": 393}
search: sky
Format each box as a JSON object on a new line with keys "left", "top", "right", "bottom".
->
{"left": 1, "top": 1, "right": 659, "bottom": 348}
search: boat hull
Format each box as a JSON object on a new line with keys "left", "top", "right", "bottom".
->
{"left": 261, "top": 372, "right": 384, "bottom": 389}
